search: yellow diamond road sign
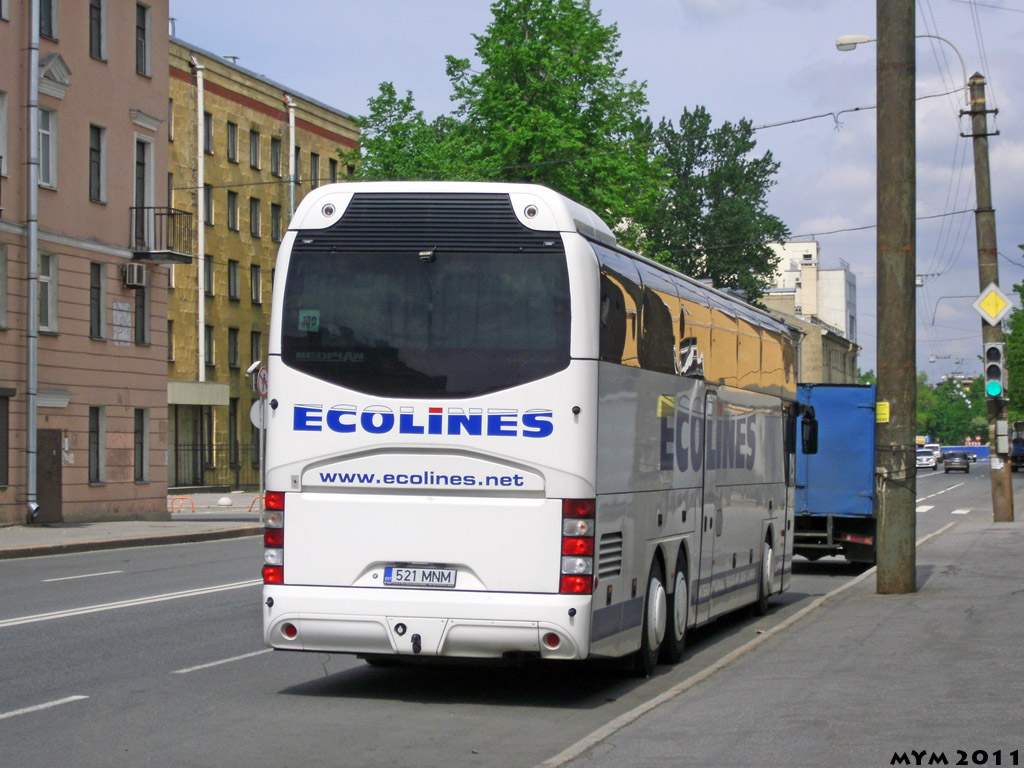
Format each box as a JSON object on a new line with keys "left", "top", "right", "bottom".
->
{"left": 973, "top": 283, "right": 1012, "bottom": 326}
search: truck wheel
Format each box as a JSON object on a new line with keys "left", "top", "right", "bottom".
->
{"left": 631, "top": 560, "right": 667, "bottom": 677}
{"left": 660, "top": 551, "right": 688, "bottom": 664}
{"left": 752, "top": 539, "right": 773, "bottom": 616}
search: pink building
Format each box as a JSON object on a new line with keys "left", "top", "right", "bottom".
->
{"left": 1, "top": 1, "right": 188, "bottom": 525}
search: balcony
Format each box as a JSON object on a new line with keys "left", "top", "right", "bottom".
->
{"left": 130, "top": 207, "right": 194, "bottom": 264}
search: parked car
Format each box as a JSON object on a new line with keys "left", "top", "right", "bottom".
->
{"left": 916, "top": 449, "right": 937, "bottom": 470}
{"left": 944, "top": 451, "right": 970, "bottom": 473}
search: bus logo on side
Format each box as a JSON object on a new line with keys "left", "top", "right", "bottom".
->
{"left": 292, "top": 404, "right": 555, "bottom": 438}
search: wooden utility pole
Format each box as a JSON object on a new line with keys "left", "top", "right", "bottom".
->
{"left": 874, "top": 0, "right": 917, "bottom": 594}
{"left": 966, "top": 73, "right": 1015, "bottom": 523}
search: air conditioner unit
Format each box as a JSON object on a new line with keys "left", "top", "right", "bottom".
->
{"left": 122, "top": 262, "right": 147, "bottom": 288}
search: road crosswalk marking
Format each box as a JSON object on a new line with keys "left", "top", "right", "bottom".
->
{"left": 952, "top": 509, "right": 971, "bottom": 515}
{"left": 916, "top": 505, "right": 934, "bottom": 513}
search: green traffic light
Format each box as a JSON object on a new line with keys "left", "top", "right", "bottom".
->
{"left": 986, "top": 380, "right": 1003, "bottom": 397}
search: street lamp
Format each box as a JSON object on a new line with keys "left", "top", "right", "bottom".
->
{"left": 836, "top": 33, "right": 969, "bottom": 106}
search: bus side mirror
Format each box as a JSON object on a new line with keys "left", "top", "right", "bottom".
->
{"left": 801, "top": 414, "right": 818, "bottom": 455}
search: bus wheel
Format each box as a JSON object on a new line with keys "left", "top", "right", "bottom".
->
{"left": 632, "top": 560, "right": 667, "bottom": 677}
{"left": 660, "top": 552, "right": 688, "bottom": 664}
{"left": 753, "top": 538, "right": 773, "bottom": 616}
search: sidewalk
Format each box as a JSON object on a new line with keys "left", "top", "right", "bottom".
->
{"left": 0, "top": 491, "right": 262, "bottom": 559}
{"left": 543, "top": 520, "right": 1024, "bottom": 768}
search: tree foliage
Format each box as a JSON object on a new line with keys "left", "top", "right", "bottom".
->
{"left": 346, "top": 0, "right": 787, "bottom": 298}
{"left": 1003, "top": 281, "right": 1024, "bottom": 423}
{"left": 916, "top": 372, "right": 987, "bottom": 445}
{"left": 636, "top": 108, "right": 788, "bottom": 299}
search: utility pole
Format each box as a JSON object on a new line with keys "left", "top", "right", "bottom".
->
{"left": 966, "top": 73, "right": 1014, "bottom": 523}
{"left": 874, "top": 0, "right": 917, "bottom": 594}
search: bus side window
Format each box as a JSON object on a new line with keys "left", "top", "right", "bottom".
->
{"left": 639, "top": 287, "right": 675, "bottom": 374}
{"left": 599, "top": 273, "right": 628, "bottom": 364}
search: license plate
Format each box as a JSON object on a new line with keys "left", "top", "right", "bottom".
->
{"left": 383, "top": 566, "right": 457, "bottom": 589}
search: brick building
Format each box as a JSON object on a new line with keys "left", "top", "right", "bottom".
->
{"left": 166, "top": 39, "right": 358, "bottom": 490}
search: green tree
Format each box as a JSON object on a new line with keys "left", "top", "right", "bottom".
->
{"left": 348, "top": 0, "right": 786, "bottom": 292}
{"left": 636, "top": 108, "right": 789, "bottom": 300}
{"left": 1003, "top": 280, "right": 1024, "bottom": 422}
{"left": 858, "top": 369, "right": 877, "bottom": 386}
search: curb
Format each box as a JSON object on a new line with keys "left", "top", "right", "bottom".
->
{"left": 0, "top": 526, "right": 262, "bottom": 560}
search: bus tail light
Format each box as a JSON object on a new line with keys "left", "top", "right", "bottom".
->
{"left": 560, "top": 499, "right": 595, "bottom": 594}
{"left": 263, "top": 493, "right": 285, "bottom": 584}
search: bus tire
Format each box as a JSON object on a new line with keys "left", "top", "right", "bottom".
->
{"left": 632, "top": 559, "right": 667, "bottom": 677}
{"left": 753, "top": 538, "right": 773, "bottom": 616}
{"left": 660, "top": 551, "right": 688, "bottom": 665}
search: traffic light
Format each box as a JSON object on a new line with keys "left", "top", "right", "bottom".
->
{"left": 983, "top": 342, "right": 1006, "bottom": 398}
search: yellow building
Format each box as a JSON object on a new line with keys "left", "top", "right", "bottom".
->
{"left": 167, "top": 39, "right": 358, "bottom": 489}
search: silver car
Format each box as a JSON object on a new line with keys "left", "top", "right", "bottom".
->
{"left": 916, "top": 449, "right": 937, "bottom": 470}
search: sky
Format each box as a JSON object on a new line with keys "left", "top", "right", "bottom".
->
{"left": 168, "top": 0, "right": 1024, "bottom": 381}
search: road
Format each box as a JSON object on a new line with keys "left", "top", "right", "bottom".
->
{"left": 0, "top": 465, "right": 1000, "bottom": 768}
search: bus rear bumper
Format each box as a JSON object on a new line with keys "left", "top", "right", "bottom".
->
{"left": 263, "top": 585, "right": 593, "bottom": 661}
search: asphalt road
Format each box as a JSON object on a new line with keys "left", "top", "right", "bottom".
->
{"left": 0, "top": 465, "right": 1001, "bottom": 768}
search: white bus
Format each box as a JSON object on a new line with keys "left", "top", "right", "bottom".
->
{"left": 262, "top": 182, "right": 815, "bottom": 674}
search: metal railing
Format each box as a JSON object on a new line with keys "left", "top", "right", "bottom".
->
{"left": 169, "top": 443, "right": 261, "bottom": 491}
{"left": 130, "top": 206, "right": 193, "bottom": 258}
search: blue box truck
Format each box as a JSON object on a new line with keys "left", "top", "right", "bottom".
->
{"left": 795, "top": 383, "right": 877, "bottom": 565}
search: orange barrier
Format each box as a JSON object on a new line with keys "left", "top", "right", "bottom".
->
{"left": 248, "top": 495, "right": 264, "bottom": 513}
{"left": 169, "top": 496, "right": 195, "bottom": 514}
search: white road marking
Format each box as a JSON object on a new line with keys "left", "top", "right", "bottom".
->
{"left": 916, "top": 505, "right": 934, "bottom": 513}
{"left": 916, "top": 482, "right": 964, "bottom": 502}
{"left": 0, "top": 580, "right": 261, "bottom": 629}
{"left": 171, "top": 649, "right": 272, "bottom": 675}
{"left": 952, "top": 509, "right": 971, "bottom": 515}
{"left": 0, "top": 696, "right": 89, "bottom": 722}
{"left": 43, "top": 570, "right": 123, "bottom": 583}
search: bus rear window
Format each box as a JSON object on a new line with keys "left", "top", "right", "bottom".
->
{"left": 281, "top": 250, "right": 571, "bottom": 397}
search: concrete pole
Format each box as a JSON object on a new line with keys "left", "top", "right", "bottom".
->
{"left": 874, "top": 0, "right": 917, "bottom": 594}
{"left": 967, "top": 73, "right": 1014, "bottom": 523}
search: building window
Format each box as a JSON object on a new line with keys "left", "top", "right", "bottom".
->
{"left": 329, "top": 157, "right": 338, "bottom": 184}
{"left": 0, "top": 393, "right": 9, "bottom": 488}
{"left": 89, "top": 406, "right": 105, "bottom": 484}
{"left": 229, "top": 398, "right": 239, "bottom": 465}
{"left": 205, "top": 324, "right": 215, "bottom": 366}
{"left": 135, "top": 3, "right": 150, "bottom": 76}
{"left": 249, "top": 129, "right": 260, "bottom": 169}
{"left": 249, "top": 197, "right": 261, "bottom": 238}
{"left": 39, "top": 253, "right": 57, "bottom": 332}
{"left": 293, "top": 145, "right": 301, "bottom": 182}
{"left": 134, "top": 408, "right": 148, "bottom": 482}
{"left": 310, "top": 152, "right": 320, "bottom": 189}
{"left": 250, "top": 264, "right": 261, "bottom": 303}
{"left": 0, "top": 244, "right": 8, "bottom": 328}
{"left": 1, "top": 91, "right": 8, "bottom": 177}
{"left": 167, "top": 172, "right": 174, "bottom": 208}
{"left": 203, "top": 184, "right": 213, "bottom": 224}
{"left": 228, "top": 327, "right": 240, "bottom": 368}
{"left": 203, "top": 111, "right": 213, "bottom": 154}
{"left": 134, "top": 277, "right": 149, "bottom": 344}
{"left": 39, "top": 108, "right": 57, "bottom": 187}
{"left": 228, "top": 260, "right": 239, "bottom": 299}
{"left": 167, "top": 319, "right": 174, "bottom": 361}
{"left": 40, "top": 0, "right": 55, "bottom": 39}
{"left": 227, "top": 190, "right": 238, "bottom": 231}
{"left": 202, "top": 405, "right": 214, "bottom": 467}
{"left": 89, "top": 125, "right": 105, "bottom": 202}
{"left": 89, "top": 262, "right": 105, "bottom": 338}
{"left": 167, "top": 97, "right": 173, "bottom": 141}
{"left": 204, "top": 256, "right": 213, "bottom": 296}
{"left": 89, "top": 0, "right": 105, "bottom": 59}
{"left": 226, "top": 121, "right": 238, "bottom": 162}
{"left": 250, "top": 330, "right": 262, "bottom": 369}
{"left": 270, "top": 137, "right": 282, "bottom": 176}
{"left": 271, "top": 203, "right": 282, "bottom": 242}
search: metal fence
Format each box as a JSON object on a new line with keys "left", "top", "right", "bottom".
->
{"left": 170, "top": 443, "right": 262, "bottom": 491}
